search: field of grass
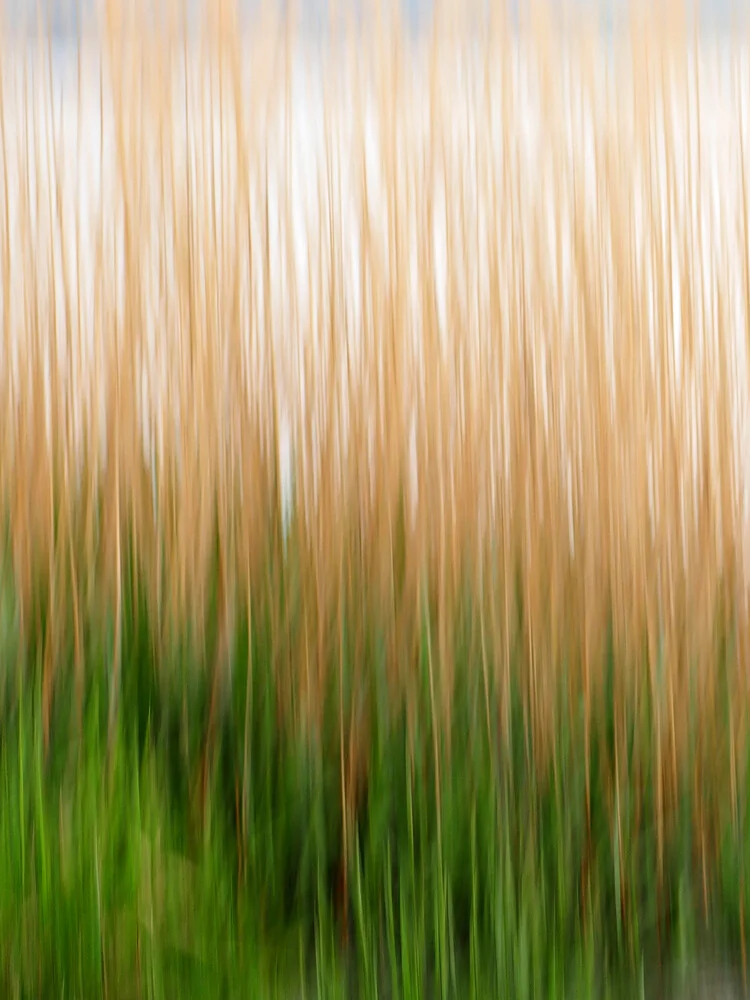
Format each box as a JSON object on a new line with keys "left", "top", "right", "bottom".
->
{"left": 2, "top": 0, "right": 750, "bottom": 995}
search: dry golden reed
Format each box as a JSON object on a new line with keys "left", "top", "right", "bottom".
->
{"left": 1, "top": 0, "right": 750, "bottom": 843}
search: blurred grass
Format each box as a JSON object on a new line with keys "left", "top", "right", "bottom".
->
{"left": 1, "top": 0, "right": 750, "bottom": 995}
{"left": 0, "top": 546, "right": 748, "bottom": 997}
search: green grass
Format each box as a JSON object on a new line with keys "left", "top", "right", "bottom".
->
{"left": 0, "top": 550, "right": 748, "bottom": 998}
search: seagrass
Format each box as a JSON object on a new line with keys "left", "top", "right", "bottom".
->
{"left": 0, "top": 0, "right": 749, "bottom": 866}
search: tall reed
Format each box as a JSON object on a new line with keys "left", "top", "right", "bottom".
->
{"left": 1, "top": 0, "right": 749, "bottom": 910}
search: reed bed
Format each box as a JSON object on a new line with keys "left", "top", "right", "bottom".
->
{"left": 2, "top": 0, "right": 750, "bottom": 993}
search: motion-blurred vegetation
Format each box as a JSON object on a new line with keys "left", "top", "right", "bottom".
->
{"left": 1, "top": 0, "right": 749, "bottom": 994}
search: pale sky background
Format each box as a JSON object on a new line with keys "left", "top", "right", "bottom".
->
{"left": 1, "top": 0, "right": 746, "bottom": 38}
